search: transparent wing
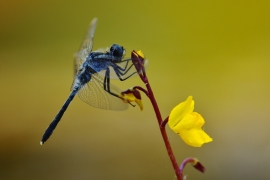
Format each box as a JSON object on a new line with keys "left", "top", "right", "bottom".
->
{"left": 74, "top": 18, "right": 98, "bottom": 76}
{"left": 77, "top": 72, "right": 128, "bottom": 111}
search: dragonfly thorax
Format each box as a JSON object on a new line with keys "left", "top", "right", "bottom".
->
{"left": 84, "top": 44, "right": 125, "bottom": 73}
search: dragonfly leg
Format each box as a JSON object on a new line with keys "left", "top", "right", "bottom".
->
{"left": 117, "top": 58, "right": 135, "bottom": 76}
{"left": 118, "top": 58, "right": 132, "bottom": 71}
{"left": 103, "top": 67, "right": 122, "bottom": 98}
{"left": 103, "top": 67, "right": 136, "bottom": 107}
{"left": 111, "top": 63, "right": 137, "bottom": 81}
{"left": 117, "top": 63, "right": 135, "bottom": 76}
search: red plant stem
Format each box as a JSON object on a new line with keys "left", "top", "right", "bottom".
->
{"left": 134, "top": 86, "right": 149, "bottom": 97}
{"left": 179, "top": 158, "right": 195, "bottom": 172}
{"left": 160, "top": 117, "right": 169, "bottom": 128}
{"left": 180, "top": 157, "right": 205, "bottom": 173}
{"left": 144, "top": 79, "right": 182, "bottom": 180}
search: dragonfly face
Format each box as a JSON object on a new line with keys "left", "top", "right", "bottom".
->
{"left": 110, "top": 44, "right": 125, "bottom": 63}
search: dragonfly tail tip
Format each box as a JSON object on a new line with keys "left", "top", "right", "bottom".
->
{"left": 40, "top": 141, "right": 44, "bottom": 145}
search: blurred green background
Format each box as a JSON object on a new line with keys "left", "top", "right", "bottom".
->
{"left": 1, "top": 0, "right": 270, "bottom": 179}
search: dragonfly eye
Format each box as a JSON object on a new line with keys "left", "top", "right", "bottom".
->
{"left": 110, "top": 44, "right": 124, "bottom": 58}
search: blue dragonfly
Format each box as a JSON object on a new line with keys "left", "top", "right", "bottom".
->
{"left": 40, "top": 18, "right": 136, "bottom": 145}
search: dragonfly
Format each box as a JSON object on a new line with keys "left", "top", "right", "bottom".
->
{"left": 40, "top": 18, "right": 137, "bottom": 145}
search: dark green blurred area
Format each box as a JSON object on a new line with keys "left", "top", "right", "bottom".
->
{"left": 1, "top": 0, "right": 270, "bottom": 179}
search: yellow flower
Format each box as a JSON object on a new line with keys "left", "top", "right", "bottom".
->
{"left": 168, "top": 96, "right": 212, "bottom": 147}
{"left": 136, "top": 50, "right": 145, "bottom": 59}
{"left": 119, "top": 88, "right": 143, "bottom": 110}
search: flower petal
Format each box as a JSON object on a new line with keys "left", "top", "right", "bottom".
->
{"left": 137, "top": 50, "right": 145, "bottom": 59}
{"left": 119, "top": 89, "right": 143, "bottom": 110}
{"left": 168, "top": 96, "right": 194, "bottom": 129}
{"left": 172, "top": 112, "right": 212, "bottom": 147}
{"left": 135, "top": 99, "right": 143, "bottom": 111}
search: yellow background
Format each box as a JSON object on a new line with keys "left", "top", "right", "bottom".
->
{"left": 1, "top": 0, "right": 270, "bottom": 179}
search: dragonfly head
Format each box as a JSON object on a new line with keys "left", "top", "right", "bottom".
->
{"left": 110, "top": 44, "right": 125, "bottom": 62}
